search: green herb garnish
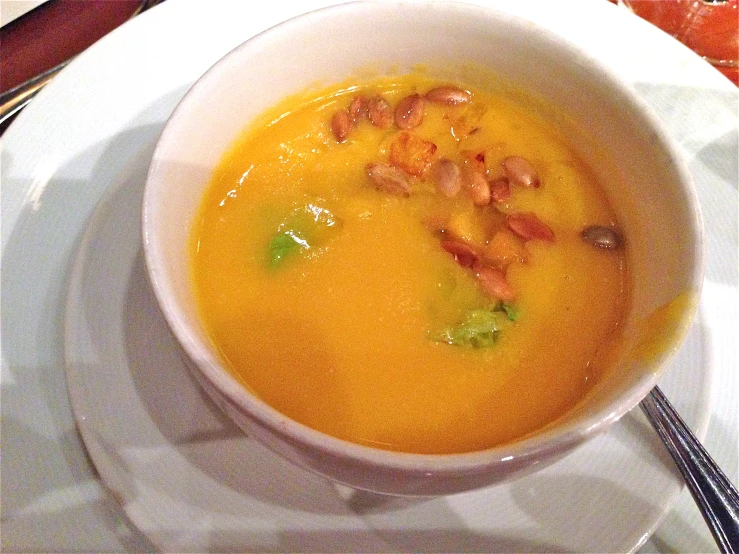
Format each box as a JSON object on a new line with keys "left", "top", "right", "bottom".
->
{"left": 268, "top": 230, "right": 309, "bottom": 266}
{"left": 267, "top": 201, "right": 343, "bottom": 268}
{"left": 500, "top": 302, "right": 518, "bottom": 322}
{"left": 431, "top": 303, "right": 517, "bottom": 348}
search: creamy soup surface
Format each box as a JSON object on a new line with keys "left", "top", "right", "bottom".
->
{"left": 190, "top": 73, "right": 628, "bottom": 454}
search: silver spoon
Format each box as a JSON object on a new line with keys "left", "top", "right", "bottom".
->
{"left": 641, "top": 387, "right": 739, "bottom": 553}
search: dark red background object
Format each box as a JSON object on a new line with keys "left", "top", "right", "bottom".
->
{"left": 0, "top": 0, "right": 141, "bottom": 133}
{"left": 0, "top": 0, "right": 142, "bottom": 93}
{"left": 609, "top": 0, "right": 738, "bottom": 85}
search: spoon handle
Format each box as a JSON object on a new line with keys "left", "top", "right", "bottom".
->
{"left": 641, "top": 386, "right": 739, "bottom": 553}
{"left": 0, "top": 61, "right": 68, "bottom": 125}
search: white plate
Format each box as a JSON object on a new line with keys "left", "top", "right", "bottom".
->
{"left": 1, "top": 0, "right": 736, "bottom": 551}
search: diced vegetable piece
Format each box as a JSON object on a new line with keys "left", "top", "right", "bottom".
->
{"left": 448, "top": 103, "right": 486, "bottom": 140}
{"left": 389, "top": 132, "right": 438, "bottom": 176}
{"left": 446, "top": 209, "right": 487, "bottom": 245}
{"left": 483, "top": 230, "right": 524, "bottom": 266}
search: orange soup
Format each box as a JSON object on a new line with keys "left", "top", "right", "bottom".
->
{"left": 190, "top": 73, "right": 628, "bottom": 454}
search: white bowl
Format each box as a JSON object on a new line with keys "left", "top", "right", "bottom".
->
{"left": 142, "top": 1, "right": 703, "bottom": 496}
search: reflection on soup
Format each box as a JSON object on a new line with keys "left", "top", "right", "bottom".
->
{"left": 190, "top": 74, "right": 629, "bottom": 454}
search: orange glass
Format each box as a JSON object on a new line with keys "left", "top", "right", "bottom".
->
{"left": 617, "top": 0, "right": 738, "bottom": 85}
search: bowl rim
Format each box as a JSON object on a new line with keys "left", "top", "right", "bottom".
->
{"left": 142, "top": 0, "right": 705, "bottom": 474}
